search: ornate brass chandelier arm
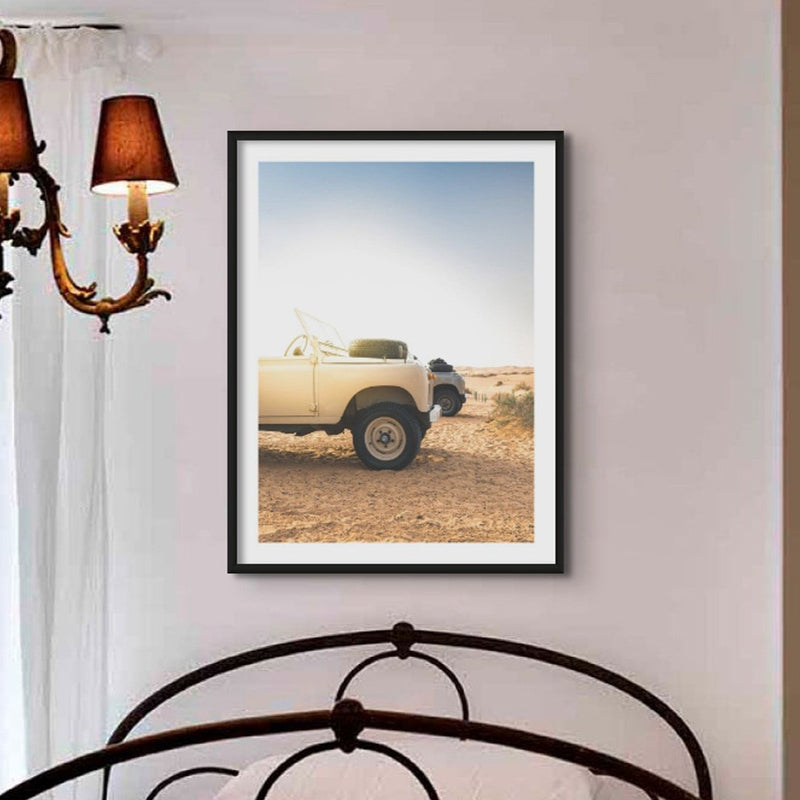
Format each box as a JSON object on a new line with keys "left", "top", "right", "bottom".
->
{"left": 31, "top": 162, "right": 171, "bottom": 334}
{"left": 0, "top": 159, "right": 86, "bottom": 319}
{"left": 0, "top": 29, "right": 16, "bottom": 77}
{"left": 0, "top": 236, "right": 13, "bottom": 318}
{"left": 10, "top": 161, "right": 65, "bottom": 258}
{"left": 55, "top": 248, "right": 171, "bottom": 334}
{"left": 0, "top": 29, "right": 176, "bottom": 331}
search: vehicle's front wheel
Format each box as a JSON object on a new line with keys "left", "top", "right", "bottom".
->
{"left": 352, "top": 403, "right": 422, "bottom": 470}
{"left": 435, "top": 386, "right": 463, "bottom": 417}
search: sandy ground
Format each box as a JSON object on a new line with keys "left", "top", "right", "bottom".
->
{"left": 258, "top": 368, "right": 534, "bottom": 544}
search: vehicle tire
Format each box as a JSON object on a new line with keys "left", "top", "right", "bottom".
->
{"left": 428, "top": 358, "right": 454, "bottom": 373}
{"left": 434, "top": 386, "right": 463, "bottom": 417}
{"left": 348, "top": 338, "right": 408, "bottom": 360}
{"left": 352, "top": 403, "right": 422, "bottom": 470}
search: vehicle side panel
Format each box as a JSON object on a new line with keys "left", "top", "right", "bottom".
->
{"left": 315, "top": 360, "right": 431, "bottom": 421}
{"left": 258, "top": 357, "right": 316, "bottom": 419}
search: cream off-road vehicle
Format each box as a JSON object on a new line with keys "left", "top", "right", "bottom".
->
{"left": 258, "top": 310, "right": 441, "bottom": 470}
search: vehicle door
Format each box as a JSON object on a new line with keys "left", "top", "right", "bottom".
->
{"left": 258, "top": 353, "right": 317, "bottom": 419}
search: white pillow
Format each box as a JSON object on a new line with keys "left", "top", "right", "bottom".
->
{"left": 593, "top": 776, "right": 651, "bottom": 800}
{"left": 214, "top": 738, "right": 600, "bottom": 800}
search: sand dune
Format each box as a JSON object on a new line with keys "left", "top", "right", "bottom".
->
{"left": 258, "top": 368, "right": 534, "bottom": 544}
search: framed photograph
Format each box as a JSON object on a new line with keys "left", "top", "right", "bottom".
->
{"left": 228, "top": 132, "right": 563, "bottom": 573}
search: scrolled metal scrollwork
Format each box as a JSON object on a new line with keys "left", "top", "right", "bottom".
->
{"left": 0, "top": 161, "right": 171, "bottom": 333}
{"left": 113, "top": 219, "right": 165, "bottom": 254}
{"left": 8, "top": 158, "right": 53, "bottom": 258}
{"left": 0, "top": 29, "right": 16, "bottom": 78}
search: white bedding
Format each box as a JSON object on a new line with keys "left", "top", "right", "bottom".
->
{"left": 592, "top": 776, "right": 649, "bottom": 800}
{"left": 213, "top": 739, "right": 602, "bottom": 800}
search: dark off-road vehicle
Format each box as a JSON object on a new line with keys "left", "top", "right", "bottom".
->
{"left": 428, "top": 358, "right": 467, "bottom": 417}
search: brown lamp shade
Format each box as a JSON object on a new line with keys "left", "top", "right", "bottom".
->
{"left": 0, "top": 78, "right": 39, "bottom": 173}
{"left": 90, "top": 95, "right": 178, "bottom": 196}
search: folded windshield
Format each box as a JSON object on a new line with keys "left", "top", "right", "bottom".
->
{"left": 295, "top": 309, "right": 348, "bottom": 355}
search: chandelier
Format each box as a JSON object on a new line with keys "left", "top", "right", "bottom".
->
{"left": 0, "top": 28, "right": 178, "bottom": 333}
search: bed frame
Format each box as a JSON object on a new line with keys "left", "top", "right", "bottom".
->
{"left": 0, "top": 623, "right": 712, "bottom": 800}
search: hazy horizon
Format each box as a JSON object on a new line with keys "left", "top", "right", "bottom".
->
{"left": 257, "top": 161, "right": 534, "bottom": 366}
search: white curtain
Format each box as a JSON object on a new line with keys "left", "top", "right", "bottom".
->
{"left": 0, "top": 230, "right": 24, "bottom": 790}
{"left": 0, "top": 26, "right": 156, "bottom": 797}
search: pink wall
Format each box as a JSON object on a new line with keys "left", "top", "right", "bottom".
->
{"left": 104, "top": 3, "right": 782, "bottom": 798}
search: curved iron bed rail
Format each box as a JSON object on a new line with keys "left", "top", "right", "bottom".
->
{"left": 252, "top": 738, "right": 441, "bottom": 800}
{"left": 0, "top": 704, "right": 704, "bottom": 800}
{"left": 334, "top": 649, "right": 470, "bottom": 723}
{"left": 143, "top": 766, "right": 239, "bottom": 800}
{"left": 97, "top": 623, "right": 711, "bottom": 800}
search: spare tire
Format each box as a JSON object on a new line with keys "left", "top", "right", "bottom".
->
{"left": 348, "top": 338, "right": 408, "bottom": 360}
{"left": 428, "top": 357, "right": 454, "bottom": 373}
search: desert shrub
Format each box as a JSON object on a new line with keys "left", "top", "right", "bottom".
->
{"left": 513, "top": 380, "right": 531, "bottom": 391}
{"left": 495, "top": 380, "right": 504, "bottom": 386}
{"left": 490, "top": 390, "right": 534, "bottom": 431}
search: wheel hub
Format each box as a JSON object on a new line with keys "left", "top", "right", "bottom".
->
{"left": 364, "top": 416, "right": 407, "bottom": 461}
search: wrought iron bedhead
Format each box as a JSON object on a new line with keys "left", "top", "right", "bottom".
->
{"left": 0, "top": 623, "right": 712, "bottom": 800}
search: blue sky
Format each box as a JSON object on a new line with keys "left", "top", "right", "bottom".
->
{"left": 258, "top": 161, "right": 534, "bottom": 366}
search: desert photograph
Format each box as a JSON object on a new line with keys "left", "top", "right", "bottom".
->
{"left": 255, "top": 160, "right": 535, "bottom": 545}
{"left": 258, "top": 367, "right": 534, "bottom": 543}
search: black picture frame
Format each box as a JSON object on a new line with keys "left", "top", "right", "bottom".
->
{"left": 228, "top": 131, "right": 564, "bottom": 573}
